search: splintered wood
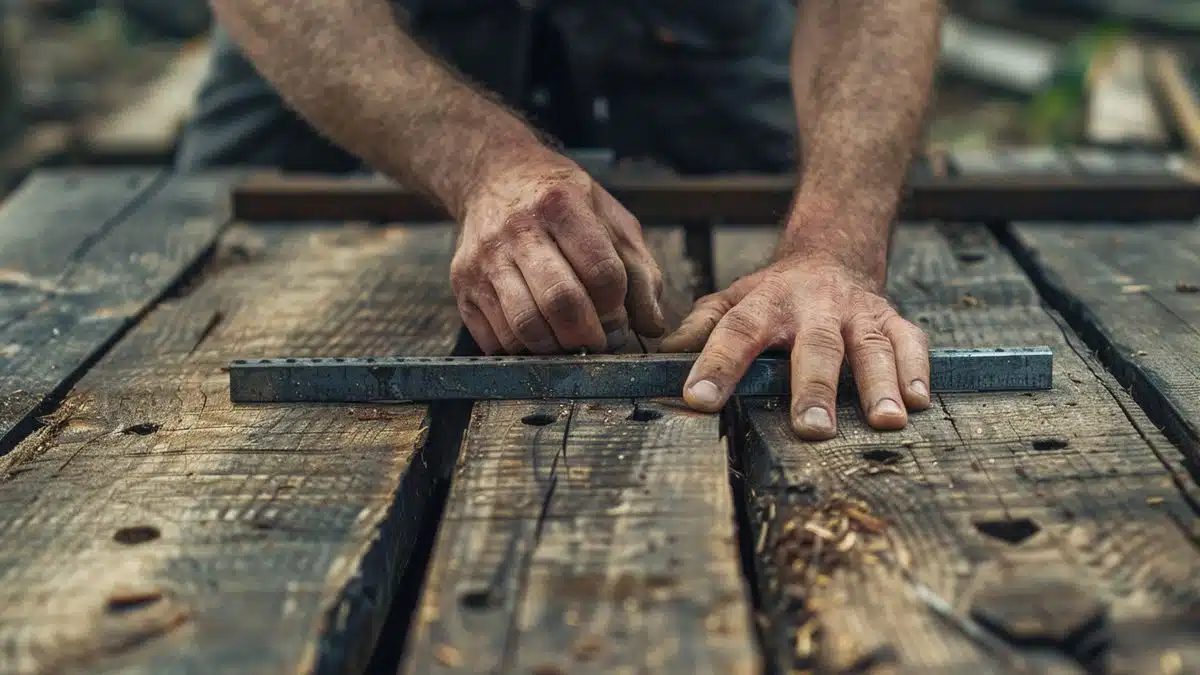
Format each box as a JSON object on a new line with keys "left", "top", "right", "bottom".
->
{"left": 717, "top": 223, "right": 1200, "bottom": 675}
{"left": 402, "top": 229, "right": 762, "bottom": 675}
{"left": 0, "top": 219, "right": 463, "bottom": 675}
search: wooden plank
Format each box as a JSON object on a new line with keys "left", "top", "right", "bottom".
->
{"left": 715, "top": 223, "right": 1200, "bottom": 674}
{"left": 0, "top": 218, "right": 463, "bottom": 674}
{"left": 1004, "top": 218, "right": 1200, "bottom": 475}
{"left": 231, "top": 169, "right": 1200, "bottom": 225}
{"left": 401, "top": 230, "right": 762, "bottom": 674}
{"left": 0, "top": 169, "right": 237, "bottom": 457}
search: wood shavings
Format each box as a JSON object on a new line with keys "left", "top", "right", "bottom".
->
{"left": 761, "top": 493, "right": 893, "bottom": 671}
{"left": 956, "top": 293, "right": 984, "bottom": 308}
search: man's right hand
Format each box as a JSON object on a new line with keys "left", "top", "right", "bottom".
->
{"left": 451, "top": 150, "right": 667, "bottom": 355}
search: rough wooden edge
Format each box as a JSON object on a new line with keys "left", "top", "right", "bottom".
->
{"left": 997, "top": 226, "right": 1200, "bottom": 482}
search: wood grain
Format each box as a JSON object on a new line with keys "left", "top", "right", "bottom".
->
{"left": 715, "top": 223, "right": 1200, "bottom": 675}
{"left": 0, "top": 219, "right": 462, "bottom": 675}
{"left": 0, "top": 169, "right": 236, "bottom": 456}
{"left": 1004, "top": 220, "right": 1200, "bottom": 477}
{"left": 401, "top": 229, "right": 763, "bottom": 674}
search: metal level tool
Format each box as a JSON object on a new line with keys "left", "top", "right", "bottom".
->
{"left": 227, "top": 346, "right": 1052, "bottom": 404}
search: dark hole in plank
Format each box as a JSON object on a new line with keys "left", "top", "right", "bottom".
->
{"left": 121, "top": 422, "right": 161, "bottom": 436}
{"left": 113, "top": 525, "right": 161, "bottom": 545}
{"left": 957, "top": 250, "right": 987, "bottom": 263}
{"left": 522, "top": 413, "right": 557, "bottom": 427}
{"left": 974, "top": 517, "right": 1040, "bottom": 545}
{"left": 1032, "top": 438, "right": 1069, "bottom": 451}
{"left": 626, "top": 407, "right": 663, "bottom": 422}
{"left": 106, "top": 590, "right": 164, "bottom": 615}
{"left": 459, "top": 589, "right": 494, "bottom": 610}
{"left": 861, "top": 449, "right": 901, "bottom": 464}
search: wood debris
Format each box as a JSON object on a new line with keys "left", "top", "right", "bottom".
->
{"left": 956, "top": 292, "right": 984, "bottom": 309}
{"left": 761, "top": 492, "right": 891, "bottom": 672}
{"left": 1175, "top": 281, "right": 1200, "bottom": 293}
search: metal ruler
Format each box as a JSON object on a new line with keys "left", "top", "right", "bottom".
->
{"left": 227, "top": 346, "right": 1052, "bottom": 404}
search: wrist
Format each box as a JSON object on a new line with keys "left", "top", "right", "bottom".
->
{"left": 780, "top": 192, "right": 895, "bottom": 285}
{"left": 447, "top": 123, "right": 550, "bottom": 221}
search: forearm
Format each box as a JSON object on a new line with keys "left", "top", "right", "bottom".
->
{"left": 209, "top": 0, "right": 543, "bottom": 219}
{"left": 782, "top": 0, "right": 941, "bottom": 282}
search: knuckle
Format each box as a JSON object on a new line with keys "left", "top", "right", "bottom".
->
{"left": 758, "top": 272, "right": 794, "bottom": 299}
{"left": 533, "top": 183, "right": 582, "bottom": 224}
{"left": 694, "top": 292, "right": 732, "bottom": 314}
{"left": 719, "top": 308, "right": 767, "bottom": 345}
{"left": 540, "top": 279, "right": 588, "bottom": 319}
{"left": 449, "top": 256, "right": 479, "bottom": 293}
{"left": 509, "top": 307, "right": 547, "bottom": 340}
{"left": 801, "top": 319, "right": 843, "bottom": 357}
{"left": 800, "top": 378, "right": 839, "bottom": 404}
{"left": 497, "top": 213, "right": 541, "bottom": 242}
{"left": 582, "top": 256, "right": 627, "bottom": 297}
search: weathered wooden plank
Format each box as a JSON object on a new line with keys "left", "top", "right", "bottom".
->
{"left": 0, "top": 169, "right": 236, "bottom": 457}
{"left": 1003, "top": 220, "right": 1200, "bottom": 472}
{"left": 402, "top": 230, "right": 762, "bottom": 674}
{"left": 0, "top": 219, "right": 463, "bottom": 675}
{"left": 715, "top": 223, "right": 1200, "bottom": 674}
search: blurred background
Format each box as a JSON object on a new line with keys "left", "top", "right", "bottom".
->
{"left": 0, "top": 0, "right": 1197, "bottom": 194}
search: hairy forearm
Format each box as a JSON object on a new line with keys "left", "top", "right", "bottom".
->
{"left": 209, "top": 0, "right": 543, "bottom": 219}
{"left": 782, "top": 0, "right": 941, "bottom": 282}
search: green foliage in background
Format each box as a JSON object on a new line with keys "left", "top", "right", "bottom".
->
{"left": 1022, "top": 21, "right": 1129, "bottom": 144}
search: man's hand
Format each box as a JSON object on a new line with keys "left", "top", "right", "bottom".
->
{"left": 660, "top": 253, "right": 931, "bottom": 440}
{"left": 452, "top": 150, "right": 667, "bottom": 354}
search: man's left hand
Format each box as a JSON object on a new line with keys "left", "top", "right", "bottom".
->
{"left": 659, "top": 253, "right": 931, "bottom": 439}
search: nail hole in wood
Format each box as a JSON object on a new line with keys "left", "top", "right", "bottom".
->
{"left": 1032, "top": 438, "right": 1069, "bottom": 451}
{"left": 459, "top": 589, "right": 492, "bottom": 610}
{"left": 627, "top": 408, "right": 662, "bottom": 422}
{"left": 121, "top": 423, "right": 160, "bottom": 436}
{"left": 974, "top": 517, "right": 1040, "bottom": 545}
{"left": 106, "top": 590, "right": 163, "bottom": 615}
{"left": 957, "top": 250, "right": 987, "bottom": 263}
{"left": 522, "top": 413, "right": 557, "bottom": 427}
{"left": 114, "top": 525, "right": 160, "bottom": 545}
{"left": 862, "top": 449, "right": 901, "bottom": 464}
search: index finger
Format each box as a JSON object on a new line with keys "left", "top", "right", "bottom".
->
{"left": 681, "top": 293, "right": 778, "bottom": 413}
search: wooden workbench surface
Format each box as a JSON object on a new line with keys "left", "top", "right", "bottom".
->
{"left": 0, "top": 150, "right": 1198, "bottom": 675}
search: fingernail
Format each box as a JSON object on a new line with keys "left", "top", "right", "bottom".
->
{"left": 873, "top": 398, "right": 903, "bottom": 417}
{"left": 687, "top": 380, "right": 723, "bottom": 410}
{"left": 797, "top": 406, "right": 833, "bottom": 433}
{"left": 909, "top": 379, "right": 928, "bottom": 399}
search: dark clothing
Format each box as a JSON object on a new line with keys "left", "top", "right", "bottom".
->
{"left": 174, "top": 0, "right": 798, "bottom": 176}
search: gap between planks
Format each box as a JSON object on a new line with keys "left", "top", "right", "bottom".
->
{"left": 399, "top": 228, "right": 765, "bottom": 675}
